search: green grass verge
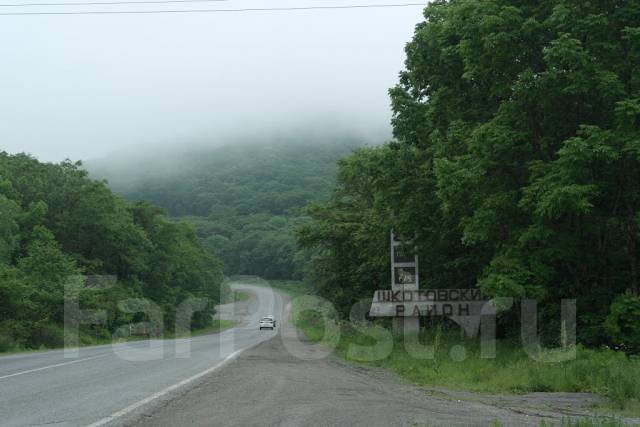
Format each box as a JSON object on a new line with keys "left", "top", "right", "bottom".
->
{"left": 540, "top": 418, "right": 635, "bottom": 427}
{"left": 261, "top": 280, "right": 313, "bottom": 298}
{"left": 417, "top": 418, "right": 634, "bottom": 427}
{"left": 254, "top": 279, "right": 640, "bottom": 417}
{"left": 233, "top": 290, "right": 251, "bottom": 303}
{"left": 0, "top": 319, "right": 237, "bottom": 356}
{"left": 231, "top": 276, "right": 311, "bottom": 298}
{"left": 300, "top": 314, "right": 640, "bottom": 414}
{"left": 165, "top": 319, "right": 237, "bottom": 339}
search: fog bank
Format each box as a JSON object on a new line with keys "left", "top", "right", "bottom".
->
{"left": 0, "top": 1, "right": 425, "bottom": 162}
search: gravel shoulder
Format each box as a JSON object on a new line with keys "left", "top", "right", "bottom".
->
{"left": 128, "top": 288, "right": 628, "bottom": 427}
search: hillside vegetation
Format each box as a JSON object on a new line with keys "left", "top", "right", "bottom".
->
{"left": 89, "top": 139, "right": 363, "bottom": 279}
{"left": 0, "top": 153, "right": 225, "bottom": 351}
{"left": 299, "top": 0, "right": 640, "bottom": 353}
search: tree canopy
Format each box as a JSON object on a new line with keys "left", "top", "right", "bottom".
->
{"left": 0, "top": 153, "right": 224, "bottom": 350}
{"left": 299, "top": 0, "right": 640, "bottom": 350}
{"left": 89, "top": 139, "right": 362, "bottom": 279}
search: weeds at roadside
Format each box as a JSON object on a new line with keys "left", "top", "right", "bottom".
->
{"left": 246, "top": 278, "right": 640, "bottom": 416}
{"left": 263, "top": 281, "right": 640, "bottom": 416}
{"left": 539, "top": 417, "right": 633, "bottom": 426}
{"left": 0, "top": 319, "right": 237, "bottom": 356}
{"left": 233, "top": 291, "right": 251, "bottom": 303}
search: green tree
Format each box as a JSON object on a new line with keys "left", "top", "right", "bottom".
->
{"left": 0, "top": 152, "right": 225, "bottom": 349}
{"left": 300, "top": 0, "right": 640, "bottom": 347}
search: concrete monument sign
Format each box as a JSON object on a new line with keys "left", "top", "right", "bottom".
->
{"left": 370, "top": 231, "right": 489, "bottom": 336}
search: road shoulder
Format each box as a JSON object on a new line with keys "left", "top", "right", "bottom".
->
{"left": 127, "top": 292, "right": 580, "bottom": 427}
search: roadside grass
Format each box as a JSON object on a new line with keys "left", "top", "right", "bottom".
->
{"left": 255, "top": 279, "right": 640, "bottom": 417}
{"left": 415, "top": 419, "right": 632, "bottom": 427}
{"left": 299, "top": 312, "right": 640, "bottom": 414}
{"left": 539, "top": 418, "right": 635, "bottom": 427}
{"left": 0, "top": 330, "right": 146, "bottom": 356}
{"left": 227, "top": 275, "right": 268, "bottom": 286}
{"left": 165, "top": 319, "right": 237, "bottom": 339}
{"left": 233, "top": 290, "right": 251, "bottom": 303}
{"left": 265, "top": 280, "right": 313, "bottom": 298}
{"left": 243, "top": 277, "right": 311, "bottom": 299}
{"left": 0, "top": 319, "right": 237, "bottom": 356}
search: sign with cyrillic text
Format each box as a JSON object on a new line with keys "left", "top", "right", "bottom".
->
{"left": 369, "top": 289, "right": 488, "bottom": 317}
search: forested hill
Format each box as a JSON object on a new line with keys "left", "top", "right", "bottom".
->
{"left": 0, "top": 153, "right": 224, "bottom": 351}
{"left": 87, "top": 139, "right": 363, "bottom": 279}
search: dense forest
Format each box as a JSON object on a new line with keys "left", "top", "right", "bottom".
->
{"left": 299, "top": 0, "right": 640, "bottom": 352}
{"left": 89, "top": 139, "right": 363, "bottom": 279}
{"left": 0, "top": 153, "right": 224, "bottom": 351}
{"left": 6, "top": 0, "right": 638, "bottom": 356}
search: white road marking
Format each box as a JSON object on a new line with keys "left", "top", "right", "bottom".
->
{"left": 86, "top": 349, "right": 243, "bottom": 427}
{"left": 0, "top": 354, "right": 111, "bottom": 380}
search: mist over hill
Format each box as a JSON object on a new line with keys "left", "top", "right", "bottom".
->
{"left": 86, "top": 136, "right": 370, "bottom": 278}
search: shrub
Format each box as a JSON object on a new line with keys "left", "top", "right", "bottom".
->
{"left": 605, "top": 292, "right": 640, "bottom": 354}
{"left": 0, "top": 333, "right": 14, "bottom": 353}
{"left": 27, "top": 323, "right": 65, "bottom": 349}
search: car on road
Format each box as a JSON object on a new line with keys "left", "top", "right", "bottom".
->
{"left": 265, "top": 315, "right": 276, "bottom": 327}
{"left": 259, "top": 317, "right": 276, "bottom": 330}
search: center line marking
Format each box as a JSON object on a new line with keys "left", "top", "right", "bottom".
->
{"left": 0, "top": 354, "right": 111, "bottom": 380}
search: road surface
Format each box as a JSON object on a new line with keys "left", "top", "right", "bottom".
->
{"left": 129, "top": 287, "right": 610, "bottom": 427}
{"left": 2, "top": 284, "right": 621, "bottom": 427}
{"left": 0, "top": 284, "right": 281, "bottom": 427}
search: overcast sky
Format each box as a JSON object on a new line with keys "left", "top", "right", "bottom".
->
{"left": 0, "top": 0, "right": 426, "bottom": 162}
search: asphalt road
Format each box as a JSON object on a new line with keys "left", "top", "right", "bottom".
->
{"left": 2, "top": 284, "right": 622, "bottom": 427}
{"left": 0, "top": 284, "right": 282, "bottom": 427}
{"left": 128, "top": 288, "right": 610, "bottom": 427}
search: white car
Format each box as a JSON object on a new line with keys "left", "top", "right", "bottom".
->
{"left": 259, "top": 317, "right": 276, "bottom": 330}
{"left": 265, "top": 315, "right": 276, "bottom": 327}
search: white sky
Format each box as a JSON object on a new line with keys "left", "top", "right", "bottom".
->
{"left": 0, "top": 0, "right": 426, "bottom": 161}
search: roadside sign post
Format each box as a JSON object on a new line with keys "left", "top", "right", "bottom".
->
{"left": 390, "top": 231, "right": 420, "bottom": 335}
{"left": 370, "top": 231, "right": 489, "bottom": 338}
